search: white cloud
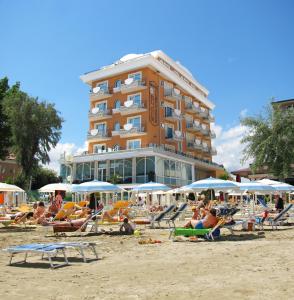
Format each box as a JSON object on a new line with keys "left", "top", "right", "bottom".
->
{"left": 211, "top": 123, "right": 250, "bottom": 171}
{"left": 44, "top": 142, "right": 87, "bottom": 173}
{"left": 240, "top": 109, "right": 248, "bottom": 118}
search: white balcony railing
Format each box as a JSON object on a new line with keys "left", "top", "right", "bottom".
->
{"left": 90, "top": 88, "right": 112, "bottom": 101}
{"left": 112, "top": 101, "right": 146, "bottom": 115}
{"left": 165, "top": 108, "right": 183, "bottom": 120}
{"left": 112, "top": 124, "right": 146, "bottom": 137}
{"left": 88, "top": 109, "right": 111, "bottom": 120}
{"left": 119, "top": 79, "right": 147, "bottom": 94}
{"left": 164, "top": 88, "right": 182, "bottom": 101}
{"left": 87, "top": 129, "right": 110, "bottom": 141}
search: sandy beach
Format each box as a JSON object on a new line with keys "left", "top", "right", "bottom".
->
{"left": 0, "top": 223, "right": 294, "bottom": 300}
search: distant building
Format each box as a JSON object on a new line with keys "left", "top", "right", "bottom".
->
{"left": 0, "top": 154, "right": 21, "bottom": 182}
{"left": 232, "top": 98, "right": 294, "bottom": 184}
{"left": 60, "top": 51, "right": 225, "bottom": 186}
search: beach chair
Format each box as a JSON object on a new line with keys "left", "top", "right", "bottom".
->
{"left": 53, "top": 202, "right": 76, "bottom": 221}
{"left": 268, "top": 204, "right": 293, "bottom": 229}
{"left": 169, "top": 218, "right": 226, "bottom": 241}
{"left": 167, "top": 203, "right": 188, "bottom": 228}
{"left": 3, "top": 243, "right": 69, "bottom": 269}
{"left": 51, "top": 209, "right": 103, "bottom": 234}
{"left": 150, "top": 204, "right": 176, "bottom": 228}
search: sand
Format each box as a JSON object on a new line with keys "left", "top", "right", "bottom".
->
{"left": 0, "top": 223, "right": 294, "bottom": 300}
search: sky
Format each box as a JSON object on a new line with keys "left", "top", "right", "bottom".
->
{"left": 0, "top": 0, "right": 293, "bottom": 172}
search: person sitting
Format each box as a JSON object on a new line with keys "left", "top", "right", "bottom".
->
{"left": 119, "top": 218, "right": 135, "bottom": 235}
{"left": 185, "top": 208, "right": 218, "bottom": 229}
{"left": 32, "top": 201, "right": 48, "bottom": 224}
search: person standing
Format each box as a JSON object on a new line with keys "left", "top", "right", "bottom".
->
{"left": 55, "top": 191, "right": 63, "bottom": 210}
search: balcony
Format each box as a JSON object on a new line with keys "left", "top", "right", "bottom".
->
{"left": 208, "top": 113, "right": 215, "bottom": 122}
{"left": 165, "top": 130, "right": 185, "bottom": 142}
{"left": 210, "top": 130, "right": 216, "bottom": 139}
{"left": 185, "top": 100, "right": 201, "bottom": 114}
{"left": 116, "top": 79, "right": 147, "bottom": 94}
{"left": 210, "top": 147, "right": 217, "bottom": 155}
{"left": 88, "top": 108, "right": 111, "bottom": 121}
{"left": 90, "top": 88, "right": 112, "bottom": 101}
{"left": 112, "top": 101, "right": 147, "bottom": 116}
{"left": 164, "top": 88, "right": 182, "bottom": 102}
{"left": 87, "top": 129, "right": 111, "bottom": 142}
{"left": 164, "top": 109, "right": 183, "bottom": 121}
{"left": 112, "top": 124, "right": 146, "bottom": 138}
{"left": 199, "top": 107, "right": 209, "bottom": 118}
{"left": 200, "top": 124, "right": 209, "bottom": 136}
{"left": 186, "top": 140, "right": 203, "bottom": 151}
{"left": 186, "top": 121, "right": 201, "bottom": 133}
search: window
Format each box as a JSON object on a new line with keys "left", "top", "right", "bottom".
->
{"left": 114, "top": 122, "right": 120, "bottom": 131}
{"left": 128, "top": 93, "right": 141, "bottom": 105}
{"left": 127, "top": 116, "right": 141, "bottom": 129}
{"left": 95, "top": 101, "right": 107, "bottom": 111}
{"left": 115, "top": 100, "right": 121, "bottom": 109}
{"left": 127, "top": 139, "right": 141, "bottom": 149}
{"left": 164, "top": 106, "right": 173, "bottom": 117}
{"left": 96, "top": 81, "right": 108, "bottom": 91}
{"left": 114, "top": 80, "right": 121, "bottom": 88}
{"left": 93, "top": 144, "right": 106, "bottom": 153}
{"left": 95, "top": 123, "right": 106, "bottom": 133}
{"left": 128, "top": 72, "right": 142, "bottom": 81}
{"left": 165, "top": 125, "right": 173, "bottom": 139}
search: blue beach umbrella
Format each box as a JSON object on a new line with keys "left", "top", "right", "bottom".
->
{"left": 72, "top": 180, "right": 123, "bottom": 193}
{"left": 237, "top": 182, "right": 276, "bottom": 192}
{"left": 187, "top": 177, "right": 239, "bottom": 191}
{"left": 132, "top": 182, "right": 171, "bottom": 193}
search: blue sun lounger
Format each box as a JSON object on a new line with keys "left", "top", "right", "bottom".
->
{"left": 151, "top": 205, "right": 176, "bottom": 228}
{"left": 268, "top": 204, "right": 293, "bottom": 229}
{"left": 3, "top": 242, "right": 99, "bottom": 268}
{"left": 167, "top": 203, "right": 188, "bottom": 228}
{"left": 3, "top": 243, "right": 69, "bottom": 269}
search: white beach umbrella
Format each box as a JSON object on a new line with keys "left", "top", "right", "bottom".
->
{"left": 39, "top": 183, "right": 76, "bottom": 193}
{"left": 237, "top": 182, "right": 276, "bottom": 192}
{"left": 256, "top": 179, "right": 294, "bottom": 192}
{"left": 0, "top": 182, "right": 24, "bottom": 192}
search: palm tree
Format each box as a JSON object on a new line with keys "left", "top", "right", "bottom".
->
{"left": 241, "top": 104, "right": 294, "bottom": 181}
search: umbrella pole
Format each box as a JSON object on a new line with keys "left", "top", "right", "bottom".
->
{"left": 210, "top": 189, "right": 213, "bottom": 201}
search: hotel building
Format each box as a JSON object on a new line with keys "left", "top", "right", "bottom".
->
{"left": 60, "top": 51, "right": 224, "bottom": 187}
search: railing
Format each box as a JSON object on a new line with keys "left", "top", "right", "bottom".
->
{"left": 113, "top": 102, "right": 145, "bottom": 112}
{"left": 164, "top": 88, "right": 183, "bottom": 101}
{"left": 186, "top": 122, "right": 201, "bottom": 131}
{"left": 88, "top": 109, "right": 111, "bottom": 118}
{"left": 115, "top": 126, "right": 145, "bottom": 136}
{"left": 119, "top": 80, "right": 146, "bottom": 92}
{"left": 59, "top": 145, "right": 223, "bottom": 169}
{"left": 90, "top": 88, "right": 112, "bottom": 99}
{"left": 87, "top": 130, "right": 109, "bottom": 139}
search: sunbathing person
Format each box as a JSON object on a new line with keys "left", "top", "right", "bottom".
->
{"left": 185, "top": 208, "right": 218, "bottom": 229}
{"left": 32, "top": 201, "right": 48, "bottom": 225}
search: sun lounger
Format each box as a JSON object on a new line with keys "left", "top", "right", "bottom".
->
{"left": 167, "top": 203, "right": 188, "bottom": 228}
{"left": 151, "top": 204, "right": 176, "bottom": 228}
{"left": 223, "top": 220, "right": 246, "bottom": 234}
{"left": 268, "top": 204, "right": 293, "bottom": 229}
{"left": 3, "top": 243, "right": 69, "bottom": 269}
{"left": 170, "top": 219, "right": 225, "bottom": 241}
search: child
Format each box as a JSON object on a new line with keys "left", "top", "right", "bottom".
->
{"left": 119, "top": 218, "right": 135, "bottom": 235}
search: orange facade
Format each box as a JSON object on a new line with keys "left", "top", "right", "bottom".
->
{"left": 87, "top": 67, "right": 214, "bottom": 162}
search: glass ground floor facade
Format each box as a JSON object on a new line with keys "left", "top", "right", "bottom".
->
{"left": 60, "top": 155, "right": 194, "bottom": 187}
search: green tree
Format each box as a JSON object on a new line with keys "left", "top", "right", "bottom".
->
{"left": 0, "top": 77, "right": 12, "bottom": 159}
{"left": 218, "top": 171, "right": 230, "bottom": 180}
{"left": 3, "top": 82, "right": 63, "bottom": 188}
{"left": 241, "top": 104, "right": 294, "bottom": 181}
{"left": 31, "top": 166, "right": 60, "bottom": 190}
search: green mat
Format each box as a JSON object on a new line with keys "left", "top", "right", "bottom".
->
{"left": 174, "top": 228, "right": 211, "bottom": 237}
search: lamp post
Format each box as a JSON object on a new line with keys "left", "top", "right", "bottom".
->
{"left": 64, "top": 153, "right": 73, "bottom": 184}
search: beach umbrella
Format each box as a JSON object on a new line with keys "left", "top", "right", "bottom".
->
{"left": 186, "top": 177, "right": 239, "bottom": 191}
{"left": 237, "top": 182, "right": 276, "bottom": 192}
{"left": 256, "top": 179, "right": 294, "bottom": 192}
{"left": 131, "top": 182, "right": 171, "bottom": 193}
{"left": 182, "top": 177, "right": 240, "bottom": 201}
{"left": 0, "top": 182, "right": 24, "bottom": 192}
{"left": 131, "top": 182, "right": 171, "bottom": 206}
{"left": 38, "top": 183, "right": 76, "bottom": 193}
{"left": 72, "top": 180, "right": 123, "bottom": 193}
